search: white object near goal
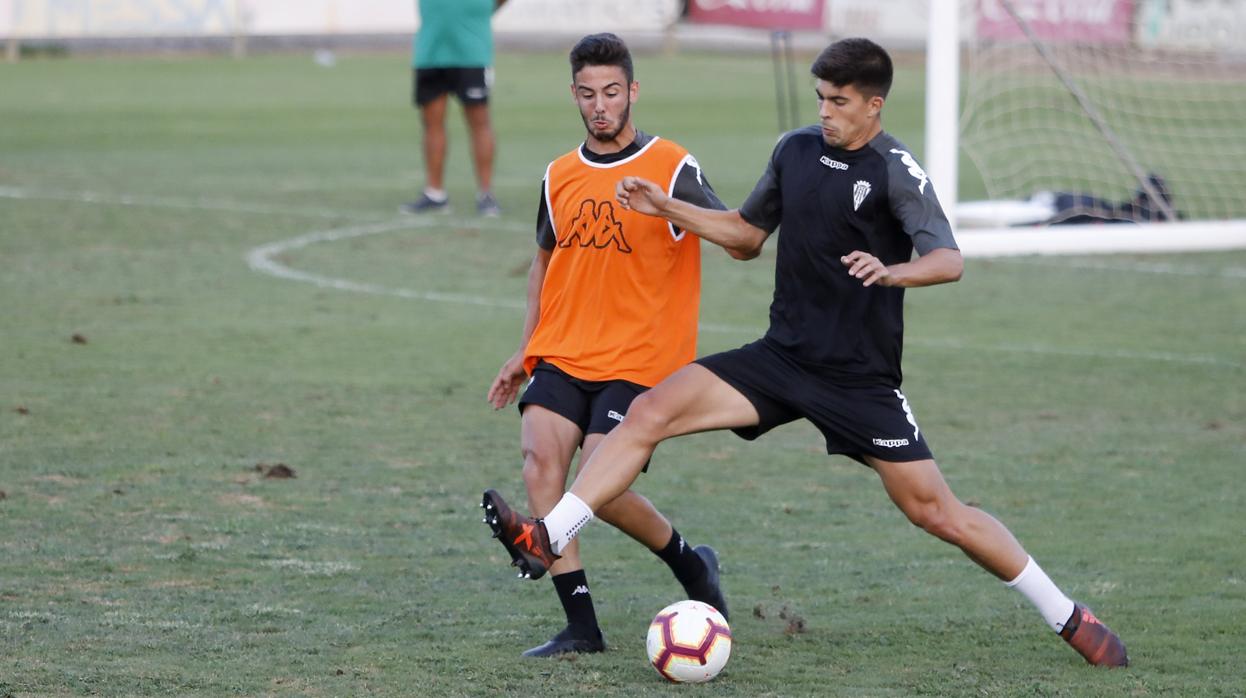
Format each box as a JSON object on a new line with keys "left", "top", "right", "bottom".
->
{"left": 925, "top": 0, "right": 1246, "bottom": 255}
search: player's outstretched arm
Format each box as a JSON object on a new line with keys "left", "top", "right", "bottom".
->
{"left": 841, "top": 247, "right": 963, "bottom": 288}
{"left": 616, "top": 176, "right": 767, "bottom": 260}
{"left": 487, "top": 248, "right": 551, "bottom": 409}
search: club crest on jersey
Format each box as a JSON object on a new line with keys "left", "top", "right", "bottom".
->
{"left": 560, "top": 199, "right": 632, "bottom": 253}
{"left": 852, "top": 180, "right": 872, "bottom": 211}
{"left": 889, "top": 148, "right": 929, "bottom": 194}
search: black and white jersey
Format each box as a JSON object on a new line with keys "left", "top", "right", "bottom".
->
{"left": 739, "top": 126, "right": 958, "bottom": 385}
{"left": 536, "top": 129, "right": 726, "bottom": 250}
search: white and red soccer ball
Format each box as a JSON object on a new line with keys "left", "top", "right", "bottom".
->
{"left": 645, "top": 600, "right": 732, "bottom": 683}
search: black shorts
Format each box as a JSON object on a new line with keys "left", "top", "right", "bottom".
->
{"left": 413, "top": 67, "right": 492, "bottom": 107}
{"left": 695, "top": 339, "right": 934, "bottom": 465}
{"left": 518, "top": 361, "right": 647, "bottom": 438}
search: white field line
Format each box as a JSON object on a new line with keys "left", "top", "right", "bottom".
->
{"left": 992, "top": 256, "right": 1246, "bottom": 279}
{"left": 4, "top": 185, "right": 1235, "bottom": 369}
{"left": 912, "top": 337, "right": 1241, "bottom": 369}
{"left": 0, "top": 184, "right": 382, "bottom": 221}
{"left": 957, "top": 219, "right": 1246, "bottom": 257}
{"left": 246, "top": 218, "right": 528, "bottom": 310}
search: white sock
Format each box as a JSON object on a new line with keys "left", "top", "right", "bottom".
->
{"left": 1005, "top": 556, "right": 1076, "bottom": 633}
{"left": 423, "top": 187, "right": 447, "bottom": 202}
{"left": 542, "top": 492, "right": 594, "bottom": 555}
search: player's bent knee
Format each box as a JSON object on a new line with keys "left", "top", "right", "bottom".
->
{"left": 619, "top": 392, "right": 677, "bottom": 442}
{"left": 520, "top": 450, "right": 569, "bottom": 493}
{"left": 902, "top": 501, "right": 964, "bottom": 544}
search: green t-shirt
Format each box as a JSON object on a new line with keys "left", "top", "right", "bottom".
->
{"left": 413, "top": 0, "right": 494, "bottom": 69}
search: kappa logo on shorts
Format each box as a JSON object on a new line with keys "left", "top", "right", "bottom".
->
{"left": 560, "top": 199, "right": 632, "bottom": 253}
{"left": 465, "top": 87, "right": 487, "bottom": 100}
{"left": 607, "top": 410, "right": 625, "bottom": 422}
{"left": 872, "top": 438, "right": 911, "bottom": 448}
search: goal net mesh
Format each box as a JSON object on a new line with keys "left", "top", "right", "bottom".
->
{"left": 958, "top": 0, "right": 1246, "bottom": 223}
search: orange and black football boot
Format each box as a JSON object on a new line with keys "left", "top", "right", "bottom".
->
{"left": 482, "top": 488, "right": 559, "bottom": 580}
{"left": 1060, "top": 603, "right": 1129, "bottom": 667}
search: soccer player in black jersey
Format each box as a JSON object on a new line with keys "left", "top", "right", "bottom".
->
{"left": 483, "top": 37, "right": 1128, "bottom": 668}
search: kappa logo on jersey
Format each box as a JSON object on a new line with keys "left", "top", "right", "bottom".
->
{"left": 889, "top": 148, "right": 929, "bottom": 194}
{"left": 852, "top": 180, "right": 872, "bottom": 211}
{"left": 560, "top": 199, "right": 632, "bottom": 253}
{"left": 820, "top": 155, "right": 849, "bottom": 171}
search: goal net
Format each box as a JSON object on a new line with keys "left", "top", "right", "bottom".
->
{"left": 957, "top": 0, "right": 1246, "bottom": 226}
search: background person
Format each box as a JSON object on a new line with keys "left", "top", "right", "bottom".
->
{"left": 403, "top": 0, "right": 506, "bottom": 216}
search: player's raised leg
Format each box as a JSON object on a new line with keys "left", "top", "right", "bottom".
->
{"left": 569, "top": 364, "right": 760, "bottom": 513}
{"left": 587, "top": 438, "right": 730, "bottom": 622}
{"left": 868, "top": 456, "right": 1128, "bottom": 667}
{"left": 484, "top": 364, "right": 760, "bottom": 577}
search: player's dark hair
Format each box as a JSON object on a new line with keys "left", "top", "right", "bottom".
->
{"left": 569, "top": 33, "right": 634, "bottom": 84}
{"left": 810, "top": 38, "right": 893, "bottom": 98}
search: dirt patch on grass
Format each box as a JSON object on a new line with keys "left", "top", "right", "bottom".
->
{"left": 33, "top": 474, "right": 85, "bottom": 486}
{"left": 217, "top": 493, "right": 267, "bottom": 508}
{"left": 255, "top": 463, "right": 296, "bottom": 479}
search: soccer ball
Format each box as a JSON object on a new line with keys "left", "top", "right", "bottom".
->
{"left": 646, "top": 599, "right": 732, "bottom": 683}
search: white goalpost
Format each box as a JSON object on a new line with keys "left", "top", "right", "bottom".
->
{"left": 926, "top": 0, "right": 1246, "bottom": 257}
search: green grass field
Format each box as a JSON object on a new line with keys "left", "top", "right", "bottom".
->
{"left": 2, "top": 50, "right": 1244, "bottom": 696}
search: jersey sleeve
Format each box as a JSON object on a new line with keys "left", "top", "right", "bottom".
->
{"left": 536, "top": 168, "right": 556, "bottom": 251}
{"left": 738, "top": 137, "right": 789, "bottom": 234}
{"left": 885, "top": 150, "right": 959, "bottom": 255}
{"left": 668, "top": 154, "right": 727, "bottom": 238}
{"left": 670, "top": 156, "right": 727, "bottom": 211}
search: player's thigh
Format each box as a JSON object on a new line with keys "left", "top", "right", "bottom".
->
{"left": 419, "top": 95, "right": 449, "bottom": 128}
{"left": 461, "top": 103, "right": 493, "bottom": 136}
{"left": 628, "top": 363, "right": 761, "bottom": 439}
{"left": 520, "top": 404, "right": 582, "bottom": 475}
{"left": 866, "top": 456, "right": 957, "bottom": 516}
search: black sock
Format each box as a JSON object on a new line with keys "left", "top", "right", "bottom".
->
{"left": 654, "top": 528, "right": 708, "bottom": 595}
{"left": 551, "top": 570, "right": 599, "bottom": 634}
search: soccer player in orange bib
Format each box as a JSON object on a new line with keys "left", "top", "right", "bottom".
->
{"left": 484, "top": 33, "right": 731, "bottom": 658}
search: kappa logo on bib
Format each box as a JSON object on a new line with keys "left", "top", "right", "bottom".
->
{"left": 560, "top": 199, "right": 632, "bottom": 253}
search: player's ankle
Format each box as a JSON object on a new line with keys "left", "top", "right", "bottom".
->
{"left": 543, "top": 492, "right": 594, "bottom": 553}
